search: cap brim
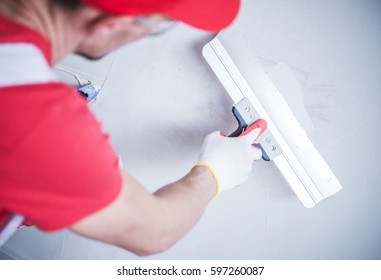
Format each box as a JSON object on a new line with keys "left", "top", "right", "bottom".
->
{"left": 166, "top": 0, "right": 240, "bottom": 32}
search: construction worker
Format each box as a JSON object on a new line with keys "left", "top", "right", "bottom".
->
{"left": 0, "top": 0, "right": 267, "bottom": 256}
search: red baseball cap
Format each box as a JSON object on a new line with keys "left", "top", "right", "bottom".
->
{"left": 83, "top": 0, "right": 240, "bottom": 32}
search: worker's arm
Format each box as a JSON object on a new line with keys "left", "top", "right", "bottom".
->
{"left": 71, "top": 166, "right": 215, "bottom": 256}
{"left": 70, "top": 120, "right": 267, "bottom": 256}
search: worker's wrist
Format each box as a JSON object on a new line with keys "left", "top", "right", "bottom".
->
{"left": 192, "top": 163, "right": 219, "bottom": 197}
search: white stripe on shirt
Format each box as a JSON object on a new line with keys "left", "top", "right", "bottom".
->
{"left": 0, "top": 43, "right": 58, "bottom": 87}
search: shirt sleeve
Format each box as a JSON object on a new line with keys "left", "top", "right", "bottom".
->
{"left": 0, "top": 83, "right": 122, "bottom": 231}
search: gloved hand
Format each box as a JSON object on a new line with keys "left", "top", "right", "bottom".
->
{"left": 196, "top": 119, "right": 267, "bottom": 195}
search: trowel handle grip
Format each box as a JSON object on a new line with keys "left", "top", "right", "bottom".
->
{"left": 229, "top": 106, "right": 247, "bottom": 137}
{"left": 229, "top": 106, "right": 270, "bottom": 161}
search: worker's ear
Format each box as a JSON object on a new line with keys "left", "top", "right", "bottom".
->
{"left": 88, "top": 15, "right": 136, "bottom": 38}
{"left": 76, "top": 14, "right": 148, "bottom": 59}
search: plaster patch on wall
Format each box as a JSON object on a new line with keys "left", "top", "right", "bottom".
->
{"left": 260, "top": 60, "right": 315, "bottom": 136}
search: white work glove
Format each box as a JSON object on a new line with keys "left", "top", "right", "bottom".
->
{"left": 196, "top": 119, "right": 267, "bottom": 195}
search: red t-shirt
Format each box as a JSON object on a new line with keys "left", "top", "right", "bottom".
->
{"left": 0, "top": 15, "right": 122, "bottom": 232}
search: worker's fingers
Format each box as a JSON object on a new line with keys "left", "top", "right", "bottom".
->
{"left": 249, "top": 145, "right": 263, "bottom": 161}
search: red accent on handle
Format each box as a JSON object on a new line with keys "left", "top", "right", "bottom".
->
{"left": 240, "top": 119, "right": 267, "bottom": 139}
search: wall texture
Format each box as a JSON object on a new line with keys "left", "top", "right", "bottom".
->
{"left": 2, "top": 0, "right": 381, "bottom": 259}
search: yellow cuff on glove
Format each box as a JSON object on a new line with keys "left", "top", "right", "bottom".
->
{"left": 193, "top": 163, "right": 220, "bottom": 196}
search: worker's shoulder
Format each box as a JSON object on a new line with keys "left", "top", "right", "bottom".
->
{"left": 0, "top": 82, "right": 90, "bottom": 151}
{"left": 0, "top": 82, "right": 81, "bottom": 103}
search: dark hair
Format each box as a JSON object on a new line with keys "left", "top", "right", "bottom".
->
{"left": 49, "top": 0, "right": 84, "bottom": 11}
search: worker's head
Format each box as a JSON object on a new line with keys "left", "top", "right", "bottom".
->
{"left": 0, "top": 0, "right": 239, "bottom": 60}
{"left": 81, "top": 0, "right": 241, "bottom": 32}
{"left": 48, "top": 0, "right": 240, "bottom": 59}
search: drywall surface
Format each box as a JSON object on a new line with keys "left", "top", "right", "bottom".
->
{"left": 1, "top": 0, "right": 381, "bottom": 259}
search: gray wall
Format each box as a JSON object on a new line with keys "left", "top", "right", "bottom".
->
{"left": 1, "top": 0, "right": 380, "bottom": 259}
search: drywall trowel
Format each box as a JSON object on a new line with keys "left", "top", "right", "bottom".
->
{"left": 203, "top": 36, "right": 342, "bottom": 208}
